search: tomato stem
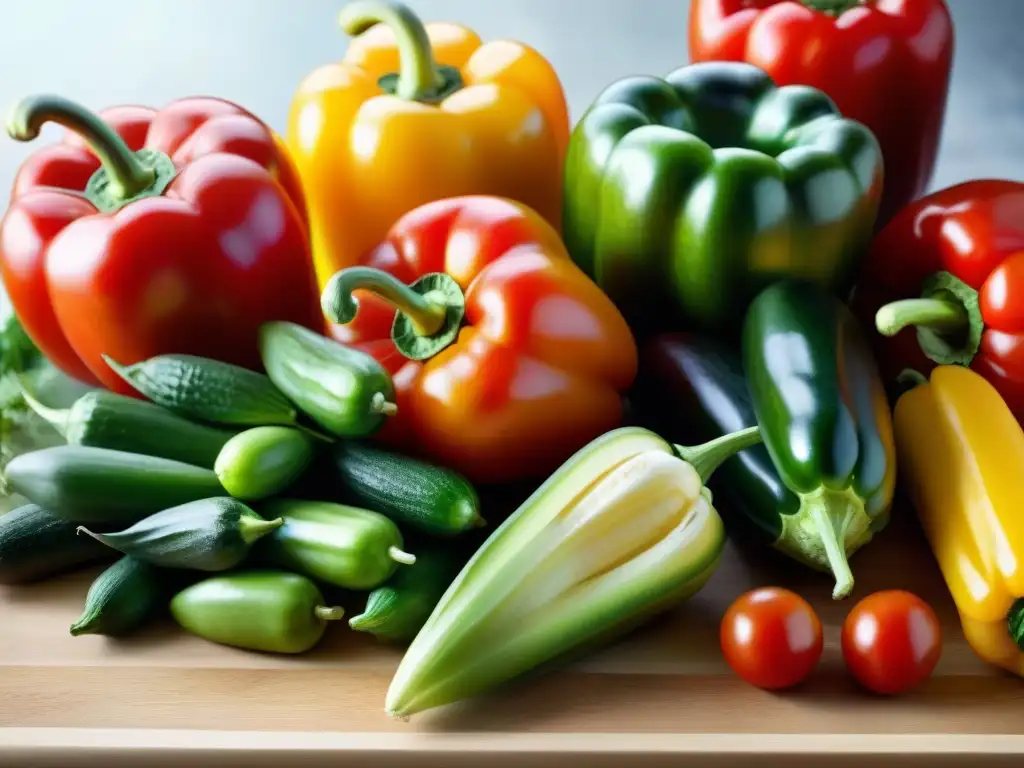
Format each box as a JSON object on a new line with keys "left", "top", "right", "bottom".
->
{"left": 799, "top": 0, "right": 865, "bottom": 15}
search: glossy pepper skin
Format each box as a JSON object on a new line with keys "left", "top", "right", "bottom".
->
{"left": 633, "top": 333, "right": 882, "bottom": 599}
{"left": 288, "top": 0, "right": 569, "bottom": 290}
{"left": 564, "top": 61, "right": 881, "bottom": 336}
{"left": 0, "top": 95, "right": 320, "bottom": 394}
{"left": 321, "top": 195, "right": 638, "bottom": 486}
{"left": 743, "top": 280, "right": 897, "bottom": 599}
{"left": 852, "top": 181, "right": 1024, "bottom": 422}
{"left": 689, "top": 0, "right": 953, "bottom": 227}
{"left": 894, "top": 365, "right": 1024, "bottom": 676}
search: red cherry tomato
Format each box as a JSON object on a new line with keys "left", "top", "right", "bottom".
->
{"left": 841, "top": 590, "right": 942, "bottom": 695}
{"left": 720, "top": 587, "right": 823, "bottom": 690}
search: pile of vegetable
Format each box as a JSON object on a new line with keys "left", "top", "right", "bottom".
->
{"left": 3, "top": 0, "right": 1024, "bottom": 719}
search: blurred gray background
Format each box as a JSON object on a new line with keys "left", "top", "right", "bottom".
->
{"left": 0, "top": 0, "right": 1019, "bottom": 315}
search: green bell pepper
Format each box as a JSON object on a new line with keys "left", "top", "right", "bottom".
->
{"left": 741, "top": 280, "right": 897, "bottom": 599}
{"left": 564, "top": 61, "right": 882, "bottom": 334}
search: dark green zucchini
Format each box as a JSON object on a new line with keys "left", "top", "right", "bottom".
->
{"left": 315, "top": 442, "right": 483, "bottom": 536}
{"left": 70, "top": 556, "right": 168, "bottom": 637}
{"left": 103, "top": 353, "right": 296, "bottom": 427}
{"left": 0, "top": 504, "right": 115, "bottom": 584}
{"left": 3, "top": 446, "right": 224, "bottom": 525}
{"left": 22, "top": 389, "right": 237, "bottom": 468}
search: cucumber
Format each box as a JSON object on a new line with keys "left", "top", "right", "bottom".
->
{"left": 323, "top": 442, "right": 483, "bottom": 536}
{"left": 256, "top": 499, "right": 416, "bottom": 590}
{"left": 22, "top": 389, "right": 237, "bottom": 468}
{"left": 78, "top": 498, "right": 283, "bottom": 571}
{"left": 215, "top": 427, "right": 316, "bottom": 501}
{"left": 103, "top": 353, "right": 297, "bottom": 427}
{"left": 0, "top": 504, "right": 116, "bottom": 584}
{"left": 3, "top": 446, "right": 224, "bottom": 525}
{"left": 349, "top": 544, "right": 468, "bottom": 643}
{"left": 259, "top": 321, "right": 396, "bottom": 437}
{"left": 70, "top": 556, "right": 167, "bottom": 637}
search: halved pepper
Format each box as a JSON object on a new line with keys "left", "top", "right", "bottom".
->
{"left": 563, "top": 60, "right": 882, "bottom": 335}
{"left": 320, "top": 196, "right": 638, "bottom": 486}
{"left": 743, "top": 280, "right": 897, "bottom": 598}
{"left": 894, "top": 365, "right": 1024, "bottom": 676}
{"left": 288, "top": 0, "right": 570, "bottom": 290}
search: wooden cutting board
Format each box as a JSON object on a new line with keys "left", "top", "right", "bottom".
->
{"left": 2, "top": 504, "right": 1024, "bottom": 767}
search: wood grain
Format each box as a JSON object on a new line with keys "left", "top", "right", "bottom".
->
{"left": 2, "top": 504, "right": 1024, "bottom": 765}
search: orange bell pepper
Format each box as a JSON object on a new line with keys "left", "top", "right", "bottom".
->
{"left": 287, "top": 1, "right": 570, "bottom": 291}
{"left": 321, "top": 196, "right": 638, "bottom": 485}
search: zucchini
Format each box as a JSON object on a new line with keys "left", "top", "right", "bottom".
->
{"left": 70, "top": 556, "right": 168, "bottom": 637}
{"left": 259, "top": 321, "right": 396, "bottom": 437}
{"left": 22, "top": 388, "right": 237, "bottom": 468}
{"left": 78, "top": 498, "right": 283, "bottom": 571}
{"left": 3, "top": 446, "right": 224, "bottom": 525}
{"left": 0, "top": 504, "right": 115, "bottom": 584}
{"left": 320, "top": 441, "right": 484, "bottom": 536}
{"left": 103, "top": 353, "right": 297, "bottom": 427}
{"left": 256, "top": 499, "right": 416, "bottom": 590}
{"left": 215, "top": 426, "right": 316, "bottom": 501}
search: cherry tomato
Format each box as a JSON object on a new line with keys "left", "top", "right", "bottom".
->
{"left": 720, "top": 587, "right": 823, "bottom": 690}
{"left": 841, "top": 590, "right": 942, "bottom": 695}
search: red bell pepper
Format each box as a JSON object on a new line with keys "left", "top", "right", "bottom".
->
{"left": 321, "top": 196, "right": 638, "bottom": 485}
{"left": 852, "top": 180, "right": 1024, "bottom": 419}
{"left": 688, "top": 0, "right": 954, "bottom": 226}
{"left": 0, "top": 94, "right": 320, "bottom": 393}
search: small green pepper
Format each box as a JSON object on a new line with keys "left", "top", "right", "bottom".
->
{"left": 215, "top": 426, "right": 317, "bottom": 501}
{"left": 258, "top": 321, "right": 396, "bottom": 438}
{"left": 170, "top": 570, "right": 345, "bottom": 654}
{"left": 255, "top": 499, "right": 416, "bottom": 591}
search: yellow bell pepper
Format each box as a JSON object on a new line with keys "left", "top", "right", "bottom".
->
{"left": 287, "top": 0, "right": 570, "bottom": 290}
{"left": 894, "top": 365, "right": 1024, "bottom": 676}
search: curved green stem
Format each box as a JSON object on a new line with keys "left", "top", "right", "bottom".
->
{"left": 807, "top": 502, "right": 854, "bottom": 600}
{"left": 315, "top": 605, "right": 346, "bottom": 622}
{"left": 896, "top": 369, "right": 928, "bottom": 390}
{"left": 339, "top": 1, "right": 450, "bottom": 101}
{"left": 875, "top": 298, "right": 969, "bottom": 338}
{"left": 322, "top": 266, "right": 446, "bottom": 335}
{"left": 674, "top": 426, "right": 761, "bottom": 485}
{"left": 7, "top": 95, "right": 154, "bottom": 200}
{"left": 1008, "top": 600, "right": 1024, "bottom": 650}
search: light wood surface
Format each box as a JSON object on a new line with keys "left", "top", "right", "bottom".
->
{"left": 2, "top": 505, "right": 1024, "bottom": 766}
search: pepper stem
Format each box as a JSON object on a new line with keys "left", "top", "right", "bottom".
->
{"left": 807, "top": 503, "right": 855, "bottom": 600}
{"left": 799, "top": 0, "right": 864, "bottom": 15}
{"left": 7, "top": 95, "right": 153, "bottom": 198}
{"left": 238, "top": 516, "right": 284, "bottom": 545}
{"left": 314, "top": 605, "right": 346, "bottom": 622}
{"left": 322, "top": 267, "right": 466, "bottom": 362}
{"left": 1008, "top": 600, "right": 1024, "bottom": 650}
{"left": 323, "top": 266, "right": 446, "bottom": 335}
{"left": 875, "top": 298, "right": 969, "bottom": 338}
{"left": 339, "top": 1, "right": 462, "bottom": 103}
{"left": 674, "top": 426, "right": 761, "bottom": 485}
{"left": 388, "top": 546, "right": 417, "bottom": 565}
{"left": 370, "top": 391, "right": 398, "bottom": 417}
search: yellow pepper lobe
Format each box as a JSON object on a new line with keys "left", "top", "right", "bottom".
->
{"left": 895, "top": 365, "right": 1024, "bottom": 676}
{"left": 286, "top": 3, "right": 569, "bottom": 291}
